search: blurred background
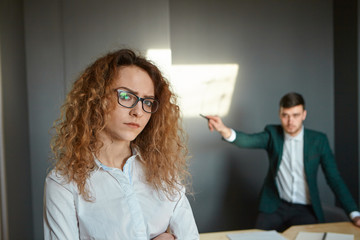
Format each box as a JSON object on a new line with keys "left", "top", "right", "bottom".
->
{"left": 0, "top": 0, "right": 359, "bottom": 239}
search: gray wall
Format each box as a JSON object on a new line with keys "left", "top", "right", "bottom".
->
{"left": 333, "top": 0, "right": 360, "bottom": 212}
{"left": 0, "top": 0, "right": 33, "bottom": 239}
{"left": 169, "top": 0, "right": 335, "bottom": 232}
{"left": 0, "top": 0, "right": 358, "bottom": 239}
{"left": 359, "top": 0, "right": 360, "bottom": 203}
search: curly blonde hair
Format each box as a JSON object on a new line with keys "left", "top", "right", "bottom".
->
{"left": 51, "top": 49, "right": 189, "bottom": 200}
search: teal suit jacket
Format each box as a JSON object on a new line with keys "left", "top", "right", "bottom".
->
{"left": 230, "top": 124, "right": 358, "bottom": 222}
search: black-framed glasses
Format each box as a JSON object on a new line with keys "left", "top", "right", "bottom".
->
{"left": 115, "top": 89, "right": 159, "bottom": 113}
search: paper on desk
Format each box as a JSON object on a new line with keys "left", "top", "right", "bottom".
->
{"left": 227, "top": 230, "right": 287, "bottom": 240}
{"left": 295, "top": 232, "right": 324, "bottom": 240}
{"left": 325, "top": 232, "right": 354, "bottom": 240}
{"left": 295, "top": 231, "right": 354, "bottom": 240}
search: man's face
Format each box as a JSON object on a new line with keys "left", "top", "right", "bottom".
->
{"left": 279, "top": 105, "right": 307, "bottom": 136}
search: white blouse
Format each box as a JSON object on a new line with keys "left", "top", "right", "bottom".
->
{"left": 44, "top": 152, "right": 199, "bottom": 240}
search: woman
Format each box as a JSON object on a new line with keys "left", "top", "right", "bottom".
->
{"left": 44, "top": 49, "right": 199, "bottom": 240}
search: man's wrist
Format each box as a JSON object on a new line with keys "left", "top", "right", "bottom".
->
{"left": 223, "top": 129, "right": 236, "bottom": 142}
{"left": 350, "top": 211, "right": 360, "bottom": 219}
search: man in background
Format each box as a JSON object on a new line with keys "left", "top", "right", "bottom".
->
{"left": 205, "top": 92, "right": 360, "bottom": 232}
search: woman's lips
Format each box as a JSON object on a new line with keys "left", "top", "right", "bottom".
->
{"left": 125, "top": 122, "right": 140, "bottom": 128}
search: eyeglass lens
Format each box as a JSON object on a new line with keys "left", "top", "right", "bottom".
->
{"left": 117, "top": 90, "right": 158, "bottom": 113}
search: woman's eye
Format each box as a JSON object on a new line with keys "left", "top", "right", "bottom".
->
{"left": 144, "top": 100, "right": 153, "bottom": 107}
{"left": 120, "top": 92, "right": 131, "bottom": 100}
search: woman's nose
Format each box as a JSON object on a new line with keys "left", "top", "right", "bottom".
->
{"left": 130, "top": 101, "right": 143, "bottom": 117}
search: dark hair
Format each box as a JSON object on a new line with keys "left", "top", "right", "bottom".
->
{"left": 279, "top": 92, "right": 305, "bottom": 109}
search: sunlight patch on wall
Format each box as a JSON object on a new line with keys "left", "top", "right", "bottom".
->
{"left": 146, "top": 49, "right": 238, "bottom": 118}
{"left": 146, "top": 49, "right": 172, "bottom": 79}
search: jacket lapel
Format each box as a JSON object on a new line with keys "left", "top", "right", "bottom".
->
{"left": 276, "top": 128, "right": 285, "bottom": 171}
{"left": 303, "top": 129, "right": 311, "bottom": 176}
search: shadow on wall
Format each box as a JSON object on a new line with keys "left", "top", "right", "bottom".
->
{"left": 189, "top": 145, "right": 268, "bottom": 233}
{"left": 221, "top": 154, "right": 259, "bottom": 230}
{"left": 323, "top": 205, "right": 348, "bottom": 223}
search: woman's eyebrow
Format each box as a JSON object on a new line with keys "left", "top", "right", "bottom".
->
{"left": 117, "top": 86, "right": 135, "bottom": 93}
{"left": 117, "top": 87, "right": 155, "bottom": 98}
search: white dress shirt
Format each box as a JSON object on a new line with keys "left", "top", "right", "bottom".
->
{"left": 44, "top": 149, "right": 199, "bottom": 240}
{"left": 226, "top": 128, "right": 360, "bottom": 219}
{"left": 275, "top": 127, "right": 310, "bottom": 204}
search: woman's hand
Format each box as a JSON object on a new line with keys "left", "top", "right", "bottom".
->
{"left": 152, "top": 232, "right": 175, "bottom": 240}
